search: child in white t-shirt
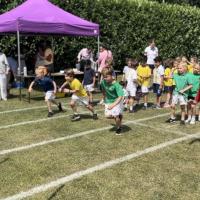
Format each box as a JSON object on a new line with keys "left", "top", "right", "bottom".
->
{"left": 153, "top": 56, "right": 164, "bottom": 108}
{"left": 124, "top": 59, "right": 138, "bottom": 112}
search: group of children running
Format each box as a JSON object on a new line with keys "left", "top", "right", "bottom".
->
{"left": 28, "top": 55, "right": 200, "bottom": 135}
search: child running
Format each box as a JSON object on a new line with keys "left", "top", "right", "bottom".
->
{"left": 101, "top": 68, "right": 124, "bottom": 134}
{"left": 59, "top": 69, "right": 98, "bottom": 121}
{"left": 28, "top": 66, "right": 63, "bottom": 117}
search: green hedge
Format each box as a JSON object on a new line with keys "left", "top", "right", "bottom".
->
{"left": 1, "top": 0, "right": 200, "bottom": 70}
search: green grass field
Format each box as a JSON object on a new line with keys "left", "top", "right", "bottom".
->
{"left": 0, "top": 88, "right": 200, "bottom": 200}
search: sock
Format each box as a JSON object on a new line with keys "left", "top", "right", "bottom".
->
{"left": 170, "top": 115, "right": 175, "bottom": 119}
{"left": 124, "top": 104, "right": 128, "bottom": 108}
{"left": 198, "top": 115, "right": 200, "bottom": 121}
{"left": 130, "top": 106, "right": 133, "bottom": 110}
{"left": 187, "top": 115, "right": 191, "bottom": 120}
{"left": 191, "top": 115, "right": 195, "bottom": 121}
{"left": 144, "top": 103, "right": 147, "bottom": 107}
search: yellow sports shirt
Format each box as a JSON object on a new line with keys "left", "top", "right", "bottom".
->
{"left": 164, "top": 68, "right": 173, "bottom": 86}
{"left": 137, "top": 65, "right": 151, "bottom": 87}
{"left": 69, "top": 78, "right": 87, "bottom": 97}
{"left": 187, "top": 64, "right": 193, "bottom": 73}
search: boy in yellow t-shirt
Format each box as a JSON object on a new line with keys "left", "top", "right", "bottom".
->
{"left": 137, "top": 57, "right": 151, "bottom": 109}
{"left": 163, "top": 59, "right": 174, "bottom": 108}
{"left": 59, "top": 69, "right": 98, "bottom": 121}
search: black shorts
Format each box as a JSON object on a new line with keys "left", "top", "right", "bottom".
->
{"left": 148, "top": 64, "right": 155, "bottom": 70}
{"left": 153, "top": 83, "right": 162, "bottom": 97}
{"left": 188, "top": 96, "right": 195, "bottom": 100}
{"left": 164, "top": 86, "right": 173, "bottom": 93}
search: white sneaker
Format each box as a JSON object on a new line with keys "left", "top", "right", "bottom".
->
{"left": 185, "top": 118, "right": 191, "bottom": 123}
{"left": 190, "top": 119, "right": 196, "bottom": 125}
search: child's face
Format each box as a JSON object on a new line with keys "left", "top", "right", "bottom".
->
{"left": 65, "top": 75, "right": 73, "bottom": 82}
{"left": 181, "top": 57, "right": 187, "bottom": 62}
{"left": 177, "top": 64, "right": 186, "bottom": 74}
{"left": 193, "top": 65, "right": 200, "bottom": 74}
{"left": 173, "top": 61, "right": 178, "bottom": 68}
{"left": 127, "top": 61, "right": 132, "bottom": 67}
{"left": 154, "top": 61, "right": 160, "bottom": 67}
{"left": 104, "top": 74, "right": 113, "bottom": 83}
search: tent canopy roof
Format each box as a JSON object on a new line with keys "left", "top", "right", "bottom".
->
{"left": 0, "top": 0, "right": 99, "bottom": 36}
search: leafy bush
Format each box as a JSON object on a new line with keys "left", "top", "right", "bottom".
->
{"left": 1, "top": 0, "right": 200, "bottom": 70}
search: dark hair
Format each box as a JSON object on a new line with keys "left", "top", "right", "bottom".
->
{"left": 85, "top": 59, "right": 91, "bottom": 66}
{"left": 139, "top": 55, "right": 147, "bottom": 65}
{"left": 154, "top": 56, "right": 162, "bottom": 63}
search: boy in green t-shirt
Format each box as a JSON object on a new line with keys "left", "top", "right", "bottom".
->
{"left": 185, "top": 64, "right": 200, "bottom": 124}
{"left": 100, "top": 68, "right": 124, "bottom": 134}
{"left": 166, "top": 62, "right": 192, "bottom": 125}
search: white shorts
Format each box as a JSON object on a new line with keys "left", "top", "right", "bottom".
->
{"left": 105, "top": 101, "right": 123, "bottom": 117}
{"left": 71, "top": 94, "right": 89, "bottom": 106}
{"left": 141, "top": 86, "right": 149, "bottom": 93}
{"left": 172, "top": 94, "right": 187, "bottom": 105}
{"left": 126, "top": 87, "right": 136, "bottom": 97}
{"left": 45, "top": 91, "right": 55, "bottom": 101}
{"left": 84, "top": 84, "right": 94, "bottom": 92}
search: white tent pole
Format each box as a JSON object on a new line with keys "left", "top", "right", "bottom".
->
{"left": 97, "top": 35, "right": 100, "bottom": 86}
{"left": 17, "top": 30, "right": 22, "bottom": 100}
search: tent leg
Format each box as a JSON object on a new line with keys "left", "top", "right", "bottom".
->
{"left": 97, "top": 36, "right": 100, "bottom": 87}
{"left": 17, "top": 30, "right": 22, "bottom": 101}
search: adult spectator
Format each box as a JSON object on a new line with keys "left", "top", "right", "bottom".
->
{"left": 97, "top": 45, "right": 113, "bottom": 73}
{"left": 144, "top": 39, "right": 158, "bottom": 72}
{"left": 77, "top": 47, "right": 93, "bottom": 71}
{"left": 35, "top": 40, "right": 54, "bottom": 73}
{"left": 0, "top": 52, "right": 9, "bottom": 100}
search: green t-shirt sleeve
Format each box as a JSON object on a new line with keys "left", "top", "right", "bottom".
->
{"left": 115, "top": 82, "right": 124, "bottom": 97}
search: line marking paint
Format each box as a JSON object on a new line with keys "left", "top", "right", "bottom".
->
{"left": 0, "top": 112, "right": 171, "bottom": 156}
{"left": 1, "top": 132, "right": 199, "bottom": 200}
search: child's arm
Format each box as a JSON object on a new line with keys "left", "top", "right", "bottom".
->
{"left": 159, "top": 76, "right": 164, "bottom": 89}
{"left": 108, "top": 96, "right": 123, "bottom": 110}
{"left": 52, "top": 81, "right": 57, "bottom": 94}
{"left": 92, "top": 75, "right": 96, "bottom": 87}
{"left": 28, "top": 81, "right": 35, "bottom": 93}
{"left": 179, "top": 84, "right": 192, "bottom": 94}
{"left": 59, "top": 81, "right": 68, "bottom": 92}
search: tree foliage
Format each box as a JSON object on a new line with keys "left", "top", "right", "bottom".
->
{"left": 1, "top": 0, "right": 200, "bottom": 70}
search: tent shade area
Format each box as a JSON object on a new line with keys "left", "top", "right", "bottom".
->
{"left": 0, "top": 0, "right": 100, "bottom": 100}
{"left": 0, "top": 0, "right": 99, "bottom": 36}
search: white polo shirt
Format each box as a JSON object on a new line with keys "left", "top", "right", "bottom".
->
{"left": 144, "top": 46, "right": 158, "bottom": 65}
{"left": 0, "top": 53, "right": 9, "bottom": 74}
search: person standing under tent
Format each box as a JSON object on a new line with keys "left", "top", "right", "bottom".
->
{"left": 77, "top": 47, "right": 94, "bottom": 72}
{"left": 0, "top": 52, "right": 9, "bottom": 101}
{"left": 35, "top": 40, "right": 54, "bottom": 73}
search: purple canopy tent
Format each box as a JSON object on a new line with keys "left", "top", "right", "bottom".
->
{"left": 0, "top": 0, "right": 100, "bottom": 99}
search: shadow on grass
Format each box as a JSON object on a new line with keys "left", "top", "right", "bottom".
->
{"left": 189, "top": 138, "right": 200, "bottom": 145}
{"left": 109, "top": 124, "right": 132, "bottom": 133}
{"left": 0, "top": 157, "right": 10, "bottom": 165}
{"left": 47, "top": 184, "right": 65, "bottom": 200}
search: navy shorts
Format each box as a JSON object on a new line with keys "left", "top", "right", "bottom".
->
{"left": 164, "top": 86, "right": 173, "bottom": 93}
{"left": 153, "top": 83, "right": 162, "bottom": 97}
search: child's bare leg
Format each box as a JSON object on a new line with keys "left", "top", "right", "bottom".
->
{"left": 170, "top": 104, "right": 176, "bottom": 119}
{"left": 115, "top": 116, "right": 121, "bottom": 128}
{"left": 70, "top": 100, "right": 78, "bottom": 114}
{"left": 50, "top": 99, "right": 58, "bottom": 106}
{"left": 129, "top": 97, "right": 134, "bottom": 111}
{"left": 46, "top": 100, "right": 52, "bottom": 112}
{"left": 180, "top": 105, "right": 186, "bottom": 121}
{"left": 165, "top": 92, "right": 171, "bottom": 105}
{"left": 190, "top": 103, "right": 196, "bottom": 123}
{"left": 186, "top": 103, "right": 191, "bottom": 121}
{"left": 143, "top": 94, "right": 148, "bottom": 107}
